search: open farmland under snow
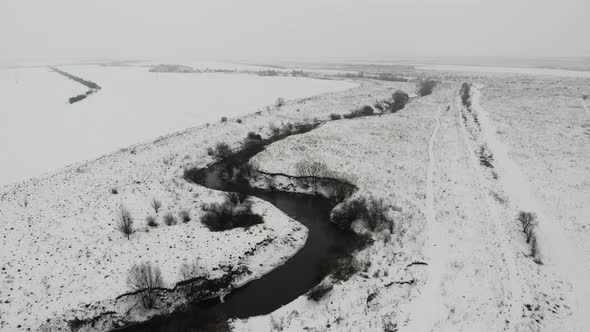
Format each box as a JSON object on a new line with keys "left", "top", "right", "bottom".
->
{"left": 0, "top": 65, "right": 356, "bottom": 187}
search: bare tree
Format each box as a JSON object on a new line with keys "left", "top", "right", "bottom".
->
{"left": 127, "top": 262, "right": 164, "bottom": 309}
{"left": 117, "top": 206, "right": 134, "bottom": 240}
{"left": 150, "top": 198, "right": 162, "bottom": 213}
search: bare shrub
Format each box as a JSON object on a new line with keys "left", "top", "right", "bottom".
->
{"left": 201, "top": 195, "right": 263, "bottom": 231}
{"left": 331, "top": 198, "right": 367, "bottom": 230}
{"left": 329, "top": 113, "right": 342, "bottom": 120}
{"left": 127, "top": 262, "right": 164, "bottom": 309}
{"left": 376, "top": 73, "right": 408, "bottom": 82}
{"left": 220, "top": 116, "right": 228, "bottom": 122}
{"left": 150, "top": 198, "right": 162, "bottom": 213}
{"left": 364, "top": 197, "right": 392, "bottom": 232}
{"left": 275, "top": 97, "right": 285, "bottom": 107}
{"left": 307, "top": 282, "right": 333, "bottom": 301}
{"left": 417, "top": 79, "right": 438, "bottom": 96}
{"left": 227, "top": 192, "right": 247, "bottom": 205}
{"left": 295, "top": 160, "right": 329, "bottom": 178}
{"left": 180, "top": 209, "right": 191, "bottom": 223}
{"left": 583, "top": 94, "right": 588, "bottom": 101}
{"left": 331, "top": 196, "right": 392, "bottom": 232}
{"left": 111, "top": 187, "right": 118, "bottom": 195}
{"left": 163, "top": 212, "right": 177, "bottom": 226}
{"left": 117, "top": 206, "right": 134, "bottom": 240}
{"left": 326, "top": 181, "right": 355, "bottom": 203}
{"left": 479, "top": 145, "right": 494, "bottom": 168}
{"left": 210, "top": 142, "right": 232, "bottom": 161}
{"left": 247, "top": 131, "right": 262, "bottom": 141}
{"left": 343, "top": 105, "right": 375, "bottom": 119}
{"left": 146, "top": 215, "right": 158, "bottom": 227}
{"left": 460, "top": 82, "right": 472, "bottom": 107}
{"left": 179, "top": 259, "right": 203, "bottom": 280}
{"left": 390, "top": 90, "right": 410, "bottom": 112}
{"left": 241, "top": 137, "right": 264, "bottom": 155}
{"left": 236, "top": 118, "right": 242, "bottom": 124}
{"left": 517, "top": 211, "right": 537, "bottom": 243}
{"left": 321, "top": 255, "right": 358, "bottom": 281}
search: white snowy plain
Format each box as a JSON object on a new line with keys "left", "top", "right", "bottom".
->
{"left": 0, "top": 65, "right": 356, "bottom": 187}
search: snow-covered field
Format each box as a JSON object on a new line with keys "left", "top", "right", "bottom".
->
{"left": 417, "top": 64, "right": 590, "bottom": 78}
{"left": 0, "top": 65, "right": 356, "bottom": 187}
{"left": 0, "top": 75, "right": 410, "bottom": 331}
{"left": 1, "top": 62, "right": 589, "bottom": 332}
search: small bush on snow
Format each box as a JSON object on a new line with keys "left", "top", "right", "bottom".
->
{"left": 416, "top": 78, "right": 438, "bottom": 96}
{"left": 390, "top": 90, "right": 410, "bottom": 112}
{"left": 307, "top": 282, "right": 334, "bottom": 301}
{"left": 220, "top": 116, "right": 228, "bottom": 122}
{"left": 150, "top": 198, "right": 162, "bottom": 213}
{"left": 275, "top": 97, "right": 285, "bottom": 107}
{"left": 201, "top": 194, "right": 263, "bottom": 231}
{"left": 180, "top": 209, "right": 191, "bottom": 223}
{"left": 117, "top": 206, "right": 134, "bottom": 240}
{"left": 163, "top": 212, "right": 177, "bottom": 226}
{"left": 146, "top": 215, "right": 158, "bottom": 227}
{"left": 209, "top": 142, "right": 233, "bottom": 161}
{"left": 247, "top": 131, "right": 262, "bottom": 141}
{"left": 329, "top": 113, "right": 342, "bottom": 120}
{"left": 517, "top": 211, "right": 537, "bottom": 243}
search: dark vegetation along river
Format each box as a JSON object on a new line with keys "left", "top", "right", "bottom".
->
{"left": 122, "top": 124, "right": 364, "bottom": 331}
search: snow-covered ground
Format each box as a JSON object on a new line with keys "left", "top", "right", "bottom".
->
{"left": 0, "top": 65, "right": 356, "bottom": 187}
{"left": 417, "top": 64, "right": 590, "bottom": 78}
{"left": 1, "top": 62, "right": 589, "bottom": 332}
{"left": 0, "top": 77, "right": 411, "bottom": 331}
{"left": 233, "top": 75, "right": 590, "bottom": 331}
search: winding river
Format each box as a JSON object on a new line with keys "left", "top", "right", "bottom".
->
{"left": 122, "top": 132, "right": 360, "bottom": 331}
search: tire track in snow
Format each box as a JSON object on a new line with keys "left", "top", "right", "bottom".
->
{"left": 402, "top": 104, "right": 445, "bottom": 332}
{"left": 455, "top": 85, "right": 522, "bottom": 331}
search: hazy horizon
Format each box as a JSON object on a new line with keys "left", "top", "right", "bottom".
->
{"left": 2, "top": 0, "right": 589, "bottom": 64}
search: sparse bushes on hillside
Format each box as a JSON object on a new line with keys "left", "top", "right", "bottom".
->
{"left": 127, "top": 262, "right": 164, "bottom": 309}
{"left": 390, "top": 90, "right": 410, "bottom": 112}
{"left": 117, "top": 206, "right": 134, "bottom": 240}
{"left": 417, "top": 79, "right": 438, "bottom": 96}
{"left": 201, "top": 193, "right": 263, "bottom": 231}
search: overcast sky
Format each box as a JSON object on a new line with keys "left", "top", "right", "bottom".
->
{"left": 1, "top": 0, "right": 589, "bottom": 62}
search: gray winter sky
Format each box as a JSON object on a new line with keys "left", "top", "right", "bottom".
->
{"left": 1, "top": 0, "right": 589, "bottom": 62}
